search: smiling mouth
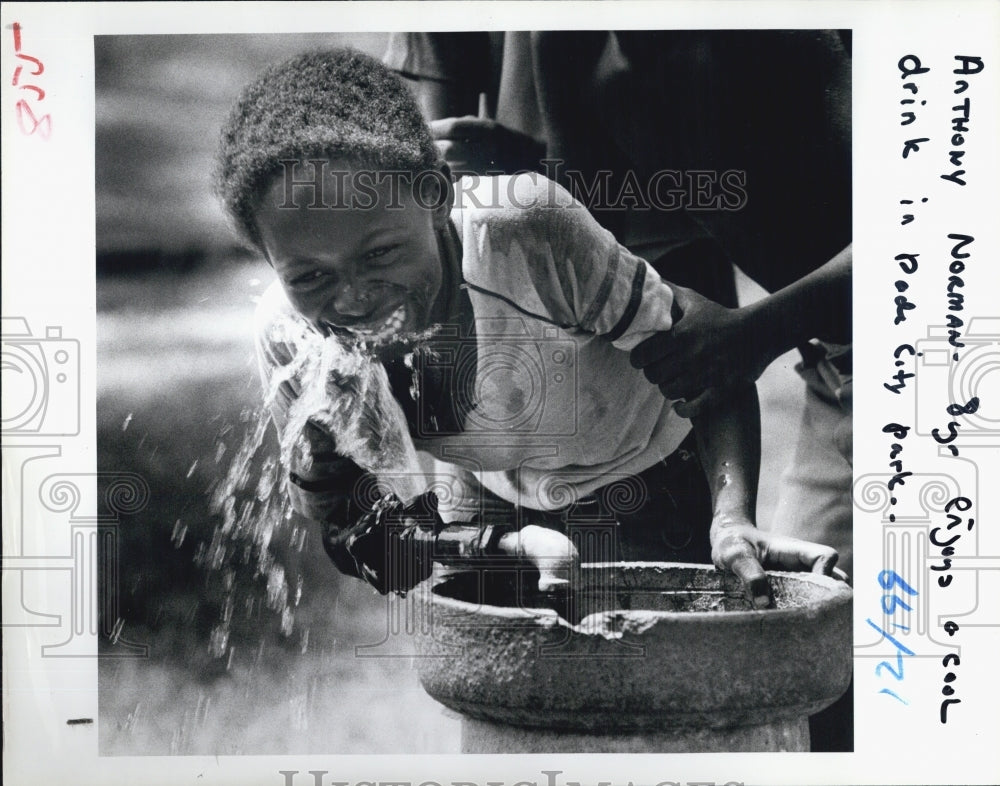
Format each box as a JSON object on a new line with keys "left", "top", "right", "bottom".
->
{"left": 329, "top": 304, "right": 407, "bottom": 342}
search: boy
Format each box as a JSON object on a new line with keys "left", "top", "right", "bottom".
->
{"left": 215, "top": 49, "right": 838, "bottom": 604}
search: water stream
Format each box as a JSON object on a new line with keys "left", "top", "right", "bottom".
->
{"left": 199, "top": 312, "right": 432, "bottom": 667}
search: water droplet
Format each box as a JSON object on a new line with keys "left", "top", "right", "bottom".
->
{"left": 171, "top": 520, "right": 187, "bottom": 548}
{"left": 266, "top": 564, "right": 288, "bottom": 611}
{"left": 256, "top": 456, "right": 277, "bottom": 502}
{"left": 208, "top": 623, "right": 229, "bottom": 658}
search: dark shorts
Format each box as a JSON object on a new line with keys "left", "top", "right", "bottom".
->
{"left": 534, "top": 431, "right": 714, "bottom": 565}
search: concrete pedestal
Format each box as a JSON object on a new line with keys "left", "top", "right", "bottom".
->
{"left": 414, "top": 562, "right": 852, "bottom": 753}
{"left": 462, "top": 716, "right": 810, "bottom": 753}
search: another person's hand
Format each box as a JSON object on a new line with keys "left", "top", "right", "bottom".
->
{"left": 630, "top": 285, "right": 773, "bottom": 418}
{"left": 710, "top": 514, "right": 843, "bottom": 609}
{"left": 430, "top": 116, "right": 545, "bottom": 175}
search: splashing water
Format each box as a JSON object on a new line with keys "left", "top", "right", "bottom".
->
{"left": 200, "top": 379, "right": 295, "bottom": 658}
{"left": 197, "top": 309, "right": 433, "bottom": 661}
{"left": 266, "top": 564, "right": 288, "bottom": 611}
{"left": 262, "top": 314, "right": 429, "bottom": 500}
{"left": 208, "top": 624, "right": 229, "bottom": 659}
{"left": 171, "top": 519, "right": 187, "bottom": 548}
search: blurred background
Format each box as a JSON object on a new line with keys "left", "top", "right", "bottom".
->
{"left": 96, "top": 33, "right": 805, "bottom": 755}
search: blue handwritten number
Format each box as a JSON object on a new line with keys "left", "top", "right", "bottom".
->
{"left": 878, "top": 570, "right": 918, "bottom": 596}
{"left": 867, "top": 618, "right": 916, "bottom": 656}
{"left": 871, "top": 571, "right": 918, "bottom": 706}
{"left": 876, "top": 650, "right": 906, "bottom": 680}
{"left": 882, "top": 593, "right": 914, "bottom": 614}
{"left": 880, "top": 688, "right": 909, "bottom": 705}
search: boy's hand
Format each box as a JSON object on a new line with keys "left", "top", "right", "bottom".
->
{"left": 495, "top": 524, "right": 580, "bottom": 593}
{"left": 430, "top": 116, "right": 545, "bottom": 175}
{"left": 342, "top": 495, "right": 580, "bottom": 596}
{"left": 344, "top": 491, "right": 443, "bottom": 595}
{"left": 710, "top": 515, "right": 842, "bottom": 609}
{"left": 630, "top": 285, "right": 773, "bottom": 418}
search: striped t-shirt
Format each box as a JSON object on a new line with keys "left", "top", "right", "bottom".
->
{"left": 255, "top": 173, "right": 691, "bottom": 519}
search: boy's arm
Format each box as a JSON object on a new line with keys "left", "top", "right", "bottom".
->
{"left": 693, "top": 384, "right": 764, "bottom": 604}
{"left": 693, "top": 384, "right": 839, "bottom": 608}
{"left": 255, "top": 284, "right": 577, "bottom": 592}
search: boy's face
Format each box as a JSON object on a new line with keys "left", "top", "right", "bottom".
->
{"left": 254, "top": 160, "right": 451, "bottom": 346}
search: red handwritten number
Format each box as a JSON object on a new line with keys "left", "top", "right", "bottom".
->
{"left": 13, "top": 53, "right": 44, "bottom": 78}
{"left": 11, "top": 22, "right": 50, "bottom": 140}
{"left": 16, "top": 99, "right": 51, "bottom": 139}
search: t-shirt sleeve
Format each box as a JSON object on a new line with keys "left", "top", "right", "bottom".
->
{"left": 468, "top": 174, "right": 676, "bottom": 352}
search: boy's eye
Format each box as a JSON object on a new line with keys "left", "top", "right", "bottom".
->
{"left": 363, "top": 245, "right": 397, "bottom": 266}
{"left": 289, "top": 269, "right": 328, "bottom": 286}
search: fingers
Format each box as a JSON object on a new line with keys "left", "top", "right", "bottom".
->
{"left": 302, "top": 419, "right": 338, "bottom": 453}
{"left": 716, "top": 533, "right": 772, "bottom": 609}
{"left": 507, "top": 525, "right": 580, "bottom": 593}
{"left": 731, "top": 553, "right": 772, "bottom": 609}
{"left": 750, "top": 531, "right": 849, "bottom": 591}
{"left": 810, "top": 548, "right": 839, "bottom": 577}
{"left": 641, "top": 356, "right": 684, "bottom": 389}
{"left": 429, "top": 116, "right": 495, "bottom": 139}
{"left": 629, "top": 331, "right": 677, "bottom": 369}
{"left": 669, "top": 283, "right": 698, "bottom": 312}
{"left": 434, "top": 139, "right": 482, "bottom": 173}
{"left": 672, "top": 387, "right": 724, "bottom": 418}
{"left": 431, "top": 118, "right": 499, "bottom": 171}
{"left": 762, "top": 534, "right": 840, "bottom": 575}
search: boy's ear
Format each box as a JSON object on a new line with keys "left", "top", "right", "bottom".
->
{"left": 422, "top": 163, "right": 455, "bottom": 227}
{"left": 259, "top": 244, "right": 274, "bottom": 268}
{"left": 254, "top": 235, "right": 274, "bottom": 267}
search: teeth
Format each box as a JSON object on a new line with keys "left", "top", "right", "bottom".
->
{"left": 349, "top": 305, "right": 406, "bottom": 341}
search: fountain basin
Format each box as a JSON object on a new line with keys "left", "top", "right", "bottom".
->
{"left": 414, "top": 562, "right": 852, "bottom": 752}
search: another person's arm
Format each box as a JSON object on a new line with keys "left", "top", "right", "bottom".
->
{"left": 385, "top": 32, "right": 545, "bottom": 175}
{"left": 499, "top": 174, "right": 841, "bottom": 600}
{"left": 631, "top": 243, "right": 852, "bottom": 417}
{"left": 629, "top": 28, "right": 852, "bottom": 417}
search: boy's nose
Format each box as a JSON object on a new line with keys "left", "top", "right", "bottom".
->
{"left": 333, "top": 282, "right": 375, "bottom": 317}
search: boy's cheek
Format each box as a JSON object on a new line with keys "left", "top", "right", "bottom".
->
{"left": 282, "top": 289, "right": 324, "bottom": 327}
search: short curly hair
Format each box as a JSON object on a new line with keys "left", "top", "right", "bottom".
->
{"left": 215, "top": 48, "right": 440, "bottom": 249}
